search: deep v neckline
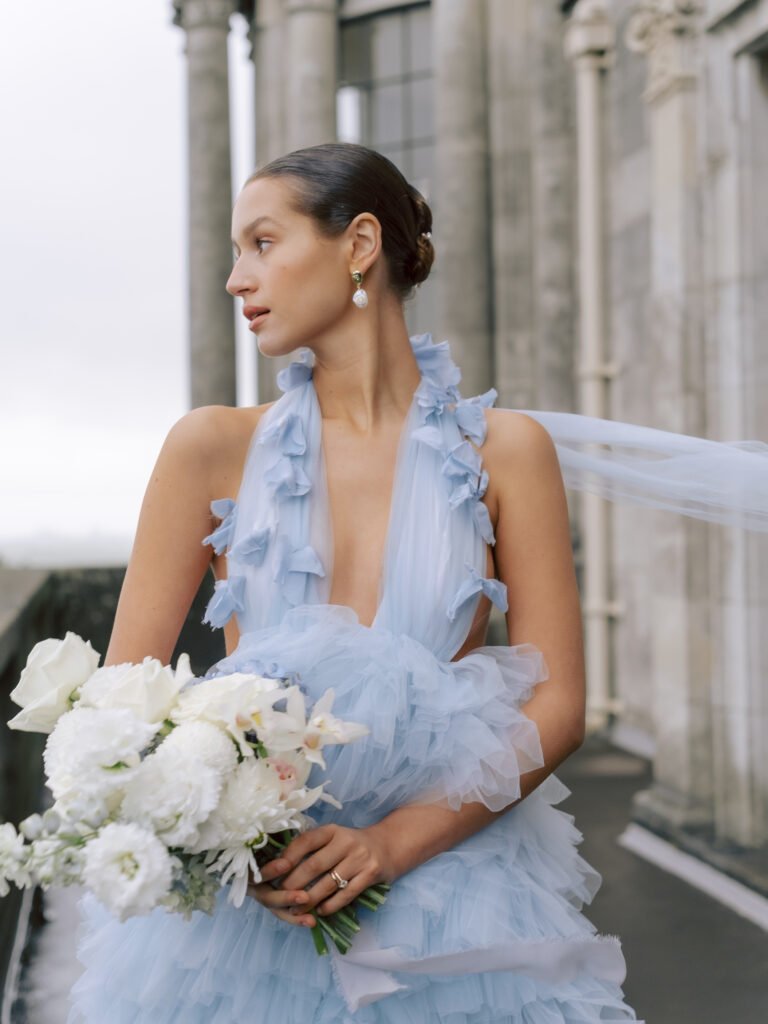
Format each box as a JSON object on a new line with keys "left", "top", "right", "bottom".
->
{"left": 312, "top": 380, "right": 419, "bottom": 629}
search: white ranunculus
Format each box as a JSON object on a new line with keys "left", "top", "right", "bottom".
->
{"left": 171, "top": 672, "right": 284, "bottom": 756}
{"left": 8, "top": 632, "right": 101, "bottom": 733}
{"left": 120, "top": 743, "right": 223, "bottom": 848}
{"left": 43, "top": 707, "right": 158, "bottom": 805}
{"left": 160, "top": 720, "right": 238, "bottom": 775}
{"left": 82, "top": 822, "right": 173, "bottom": 920}
{"left": 78, "top": 653, "right": 194, "bottom": 725}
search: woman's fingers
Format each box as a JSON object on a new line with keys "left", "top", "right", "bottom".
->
{"left": 247, "top": 880, "right": 315, "bottom": 927}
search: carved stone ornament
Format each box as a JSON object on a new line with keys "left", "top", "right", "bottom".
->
{"left": 563, "top": 0, "right": 615, "bottom": 64}
{"left": 625, "top": 1, "right": 702, "bottom": 103}
{"left": 173, "top": 0, "right": 237, "bottom": 31}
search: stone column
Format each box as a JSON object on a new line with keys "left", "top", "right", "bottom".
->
{"left": 285, "top": 0, "right": 337, "bottom": 151}
{"left": 174, "top": 0, "right": 238, "bottom": 409}
{"left": 486, "top": 0, "right": 533, "bottom": 409}
{"left": 625, "top": 1, "right": 714, "bottom": 833}
{"left": 249, "top": 0, "right": 337, "bottom": 404}
{"left": 529, "top": 2, "right": 577, "bottom": 416}
{"left": 702, "top": 12, "right": 768, "bottom": 851}
{"left": 433, "top": 0, "right": 493, "bottom": 399}
{"left": 246, "top": 0, "right": 290, "bottom": 405}
{"left": 249, "top": 0, "right": 287, "bottom": 166}
{"left": 564, "top": 0, "right": 618, "bottom": 733}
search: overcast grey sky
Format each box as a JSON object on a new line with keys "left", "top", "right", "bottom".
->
{"left": 0, "top": 0, "right": 255, "bottom": 566}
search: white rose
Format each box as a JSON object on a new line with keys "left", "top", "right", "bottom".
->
{"left": 43, "top": 707, "right": 158, "bottom": 805}
{"left": 8, "top": 632, "right": 101, "bottom": 733}
{"left": 83, "top": 822, "right": 173, "bottom": 920}
{"left": 78, "top": 653, "right": 194, "bottom": 725}
{"left": 120, "top": 743, "right": 223, "bottom": 848}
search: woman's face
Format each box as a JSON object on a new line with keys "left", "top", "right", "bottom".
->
{"left": 226, "top": 176, "right": 363, "bottom": 359}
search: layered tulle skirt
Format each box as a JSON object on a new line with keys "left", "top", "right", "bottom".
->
{"left": 67, "top": 606, "right": 644, "bottom": 1023}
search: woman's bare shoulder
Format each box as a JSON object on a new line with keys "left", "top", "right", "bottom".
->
{"left": 162, "top": 402, "right": 276, "bottom": 499}
{"left": 481, "top": 408, "right": 558, "bottom": 471}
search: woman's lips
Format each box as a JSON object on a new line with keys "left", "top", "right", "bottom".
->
{"left": 248, "top": 311, "right": 269, "bottom": 331}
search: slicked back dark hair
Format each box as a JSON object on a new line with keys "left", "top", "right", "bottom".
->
{"left": 245, "top": 142, "right": 435, "bottom": 301}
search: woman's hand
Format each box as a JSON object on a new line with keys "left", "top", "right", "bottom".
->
{"left": 246, "top": 824, "right": 395, "bottom": 927}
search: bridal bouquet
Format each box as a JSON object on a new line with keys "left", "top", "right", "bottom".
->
{"left": 0, "top": 632, "right": 390, "bottom": 955}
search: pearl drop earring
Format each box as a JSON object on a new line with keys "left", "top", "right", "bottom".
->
{"left": 351, "top": 270, "right": 368, "bottom": 309}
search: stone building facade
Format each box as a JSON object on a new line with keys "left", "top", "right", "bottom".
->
{"left": 172, "top": 0, "right": 768, "bottom": 887}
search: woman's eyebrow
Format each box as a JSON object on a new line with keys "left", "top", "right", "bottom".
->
{"left": 231, "top": 216, "right": 281, "bottom": 248}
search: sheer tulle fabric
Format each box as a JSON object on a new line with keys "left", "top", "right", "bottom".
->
{"left": 65, "top": 330, "right": 768, "bottom": 1022}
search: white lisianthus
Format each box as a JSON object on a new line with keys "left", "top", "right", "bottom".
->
{"left": 78, "top": 654, "right": 194, "bottom": 725}
{"left": 160, "top": 720, "right": 239, "bottom": 775}
{"left": 171, "top": 672, "right": 284, "bottom": 757}
{"left": 121, "top": 743, "right": 223, "bottom": 848}
{"left": 43, "top": 707, "right": 158, "bottom": 805}
{"left": 8, "top": 632, "right": 100, "bottom": 733}
{"left": 83, "top": 822, "right": 173, "bottom": 920}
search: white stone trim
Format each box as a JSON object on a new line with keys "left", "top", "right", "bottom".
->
{"left": 618, "top": 823, "right": 768, "bottom": 932}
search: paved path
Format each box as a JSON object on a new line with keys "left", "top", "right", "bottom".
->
{"left": 11, "top": 734, "right": 768, "bottom": 1022}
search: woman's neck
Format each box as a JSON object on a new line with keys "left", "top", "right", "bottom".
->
{"left": 309, "top": 305, "right": 422, "bottom": 434}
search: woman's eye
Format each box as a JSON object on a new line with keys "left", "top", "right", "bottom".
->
{"left": 255, "top": 238, "right": 272, "bottom": 254}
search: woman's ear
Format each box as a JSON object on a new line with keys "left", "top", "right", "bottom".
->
{"left": 347, "top": 212, "right": 382, "bottom": 274}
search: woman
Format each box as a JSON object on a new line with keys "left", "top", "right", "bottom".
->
{"left": 68, "top": 142, "right": 765, "bottom": 1022}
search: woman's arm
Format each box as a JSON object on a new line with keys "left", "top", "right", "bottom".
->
{"left": 103, "top": 406, "right": 235, "bottom": 667}
{"left": 368, "top": 411, "right": 587, "bottom": 882}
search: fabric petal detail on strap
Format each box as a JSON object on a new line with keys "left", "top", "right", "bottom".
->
{"left": 229, "top": 526, "right": 272, "bottom": 567}
{"left": 263, "top": 455, "right": 311, "bottom": 500}
{"left": 256, "top": 411, "right": 307, "bottom": 456}
{"left": 202, "top": 574, "right": 246, "bottom": 629}
{"left": 276, "top": 348, "right": 314, "bottom": 392}
{"left": 447, "top": 564, "right": 508, "bottom": 622}
{"left": 442, "top": 441, "right": 483, "bottom": 485}
{"left": 201, "top": 498, "right": 237, "bottom": 555}
{"left": 273, "top": 535, "right": 326, "bottom": 606}
{"left": 473, "top": 499, "right": 495, "bottom": 546}
{"left": 455, "top": 388, "right": 497, "bottom": 445}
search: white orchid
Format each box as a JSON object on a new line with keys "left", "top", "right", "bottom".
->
{"left": 268, "top": 687, "right": 370, "bottom": 769}
{"left": 8, "top": 632, "right": 100, "bottom": 733}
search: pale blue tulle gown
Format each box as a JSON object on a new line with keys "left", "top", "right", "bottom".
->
{"left": 67, "top": 332, "right": 768, "bottom": 1023}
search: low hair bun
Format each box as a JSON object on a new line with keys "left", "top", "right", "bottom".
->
{"left": 407, "top": 186, "right": 435, "bottom": 288}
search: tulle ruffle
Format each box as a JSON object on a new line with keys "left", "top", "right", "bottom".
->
{"left": 203, "top": 604, "right": 546, "bottom": 819}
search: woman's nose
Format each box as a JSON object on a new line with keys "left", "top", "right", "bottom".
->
{"left": 226, "top": 260, "right": 250, "bottom": 297}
